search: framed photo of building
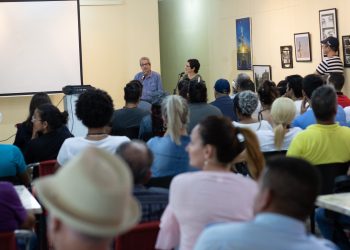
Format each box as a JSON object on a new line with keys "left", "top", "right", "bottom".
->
{"left": 236, "top": 17, "right": 252, "bottom": 70}
{"left": 294, "top": 32, "right": 312, "bottom": 62}
{"left": 342, "top": 35, "right": 350, "bottom": 67}
{"left": 280, "top": 46, "right": 293, "bottom": 68}
{"left": 253, "top": 65, "right": 271, "bottom": 91}
{"left": 319, "top": 8, "right": 338, "bottom": 41}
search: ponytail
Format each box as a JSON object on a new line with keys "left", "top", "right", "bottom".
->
{"left": 274, "top": 124, "right": 288, "bottom": 150}
{"left": 239, "top": 127, "right": 265, "bottom": 180}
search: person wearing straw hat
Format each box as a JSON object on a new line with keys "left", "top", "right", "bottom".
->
{"left": 34, "top": 147, "right": 140, "bottom": 250}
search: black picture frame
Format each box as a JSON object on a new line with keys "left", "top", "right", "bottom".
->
{"left": 319, "top": 8, "right": 338, "bottom": 41}
{"left": 280, "top": 46, "right": 293, "bottom": 68}
{"left": 294, "top": 32, "right": 312, "bottom": 62}
{"left": 342, "top": 35, "right": 350, "bottom": 67}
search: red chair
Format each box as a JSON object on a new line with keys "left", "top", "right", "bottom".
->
{"left": 115, "top": 221, "right": 160, "bottom": 250}
{"left": 0, "top": 232, "right": 16, "bottom": 250}
{"left": 38, "top": 160, "right": 57, "bottom": 177}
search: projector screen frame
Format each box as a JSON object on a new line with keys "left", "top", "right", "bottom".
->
{"left": 0, "top": 0, "right": 84, "bottom": 96}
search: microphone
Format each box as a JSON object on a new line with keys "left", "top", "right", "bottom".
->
{"left": 179, "top": 72, "right": 185, "bottom": 77}
{"left": 141, "top": 75, "right": 145, "bottom": 81}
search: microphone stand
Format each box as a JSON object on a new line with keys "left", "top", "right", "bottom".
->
{"left": 173, "top": 73, "right": 184, "bottom": 94}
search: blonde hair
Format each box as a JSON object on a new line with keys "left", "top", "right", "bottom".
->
{"left": 271, "top": 97, "right": 296, "bottom": 150}
{"left": 161, "top": 95, "right": 189, "bottom": 145}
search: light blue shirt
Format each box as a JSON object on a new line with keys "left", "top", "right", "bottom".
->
{"left": 194, "top": 213, "right": 338, "bottom": 250}
{"left": 0, "top": 145, "right": 27, "bottom": 177}
{"left": 147, "top": 135, "right": 196, "bottom": 177}
{"left": 134, "top": 71, "right": 163, "bottom": 102}
{"left": 292, "top": 105, "right": 347, "bottom": 129}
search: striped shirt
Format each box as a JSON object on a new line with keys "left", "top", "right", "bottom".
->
{"left": 316, "top": 56, "right": 344, "bottom": 75}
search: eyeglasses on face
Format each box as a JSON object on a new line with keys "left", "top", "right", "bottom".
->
{"left": 31, "top": 115, "right": 42, "bottom": 122}
{"left": 140, "top": 63, "right": 150, "bottom": 67}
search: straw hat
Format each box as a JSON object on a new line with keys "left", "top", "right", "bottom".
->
{"left": 34, "top": 147, "right": 140, "bottom": 237}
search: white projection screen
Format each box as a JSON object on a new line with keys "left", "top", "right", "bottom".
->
{"left": 0, "top": 0, "right": 82, "bottom": 95}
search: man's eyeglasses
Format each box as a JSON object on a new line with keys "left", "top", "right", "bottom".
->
{"left": 140, "top": 63, "right": 150, "bottom": 67}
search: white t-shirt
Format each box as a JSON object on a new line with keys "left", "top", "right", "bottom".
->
{"left": 57, "top": 135, "right": 130, "bottom": 165}
{"left": 294, "top": 100, "right": 303, "bottom": 117}
{"left": 256, "top": 127, "right": 302, "bottom": 152}
{"left": 233, "top": 120, "right": 272, "bottom": 131}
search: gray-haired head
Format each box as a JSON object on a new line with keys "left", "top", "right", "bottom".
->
{"left": 235, "top": 90, "right": 258, "bottom": 116}
{"left": 236, "top": 73, "right": 251, "bottom": 86}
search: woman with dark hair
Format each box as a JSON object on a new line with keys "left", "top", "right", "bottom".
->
{"left": 56, "top": 88, "right": 129, "bottom": 166}
{"left": 156, "top": 116, "right": 264, "bottom": 250}
{"left": 257, "top": 80, "right": 280, "bottom": 125}
{"left": 180, "top": 59, "right": 202, "bottom": 83}
{"left": 13, "top": 92, "right": 52, "bottom": 152}
{"left": 24, "top": 104, "right": 73, "bottom": 164}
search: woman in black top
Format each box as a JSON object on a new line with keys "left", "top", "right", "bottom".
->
{"left": 13, "top": 92, "right": 52, "bottom": 152}
{"left": 24, "top": 104, "right": 73, "bottom": 165}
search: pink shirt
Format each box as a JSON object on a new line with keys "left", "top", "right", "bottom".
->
{"left": 155, "top": 171, "right": 258, "bottom": 250}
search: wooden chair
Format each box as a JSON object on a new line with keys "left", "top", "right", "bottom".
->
{"left": 115, "top": 221, "right": 160, "bottom": 250}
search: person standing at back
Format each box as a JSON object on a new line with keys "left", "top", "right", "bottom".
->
{"left": 316, "top": 36, "right": 343, "bottom": 75}
{"left": 134, "top": 57, "right": 163, "bottom": 103}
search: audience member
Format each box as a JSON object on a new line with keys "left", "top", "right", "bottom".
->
{"left": 181, "top": 59, "right": 202, "bottom": 83}
{"left": 231, "top": 73, "right": 253, "bottom": 99}
{"left": 277, "top": 79, "right": 288, "bottom": 96}
{"left": 155, "top": 116, "right": 264, "bottom": 250}
{"left": 316, "top": 36, "right": 343, "bottom": 75}
{"left": 284, "top": 74, "right": 303, "bottom": 116}
{"left": 210, "top": 79, "right": 237, "bottom": 121}
{"left": 56, "top": 88, "right": 129, "bottom": 166}
{"left": 24, "top": 104, "right": 73, "bottom": 165}
{"left": 292, "top": 74, "right": 346, "bottom": 129}
{"left": 328, "top": 73, "right": 350, "bottom": 108}
{"left": 147, "top": 95, "right": 193, "bottom": 177}
{"left": 288, "top": 85, "right": 350, "bottom": 165}
{"left": 134, "top": 57, "right": 163, "bottom": 102}
{"left": 14, "top": 92, "right": 52, "bottom": 153}
{"left": 187, "top": 81, "right": 222, "bottom": 133}
{"left": 256, "top": 97, "right": 302, "bottom": 152}
{"left": 111, "top": 80, "right": 149, "bottom": 138}
{"left": 0, "top": 141, "right": 29, "bottom": 186}
{"left": 194, "top": 157, "right": 337, "bottom": 250}
{"left": 233, "top": 91, "right": 272, "bottom": 131}
{"left": 34, "top": 147, "right": 140, "bottom": 250}
{"left": 257, "top": 80, "right": 280, "bottom": 125}
{"left": 0, "top": 182, "right": 35, "bottom": 231}
{"left": 116, "top": 140, "right": 168, "bottom": 222}
{"left": 138, "top": 91, "right": 167, "bottom": 141}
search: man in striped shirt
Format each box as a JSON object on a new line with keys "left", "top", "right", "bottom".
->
{"left": 316, "top": 36, "right": 343, "bottom": 75}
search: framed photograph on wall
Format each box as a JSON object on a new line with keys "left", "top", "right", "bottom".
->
{"left": 253, "top": 65, "right": 271, "bottom": 91}
{"left": 294, "top": 32, "right": 312, "bottom": 62}
{"left": 342, "top": 35, "right": 350, "bottom": 67}
{"left": 236, "top": 17, "right": 252, "bottom": 70}
{"left": 319, "top": 8, "right": 338, "bottom": 41}
{"left": 280, "top": 46, "right": 293, "bottom": 68}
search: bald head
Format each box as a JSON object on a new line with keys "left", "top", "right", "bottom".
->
{"left": 116, "top": 140, "right": 153, "bottom": 185}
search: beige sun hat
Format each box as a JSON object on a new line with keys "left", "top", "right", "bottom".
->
{"left": 34, "top": 147, "right": 140, "bottom": 237}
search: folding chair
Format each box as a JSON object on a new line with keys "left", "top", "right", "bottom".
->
{"left": 115, "top": 221, "right": 160, "bottom": 250}
{"left": 38, "top": 160, "right": 57, "bottom": 177}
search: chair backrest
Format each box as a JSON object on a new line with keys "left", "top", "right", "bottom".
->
{"left": 0, "top": 232, "right": 16, "bottom": 250}
{"left": 39, "top": 160, "right": 57, "bottom": 177}
{"left": 145, "top": 175, "right": 174, "bottom": 189}
{"left": 263, "top": 150, "right": 287, "bottom": 161}
{"left": 315, "top": 162, "right": 350, "bottom": 195}
{"left": 115, "top": 221, "right": 160, "bottom": 250}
